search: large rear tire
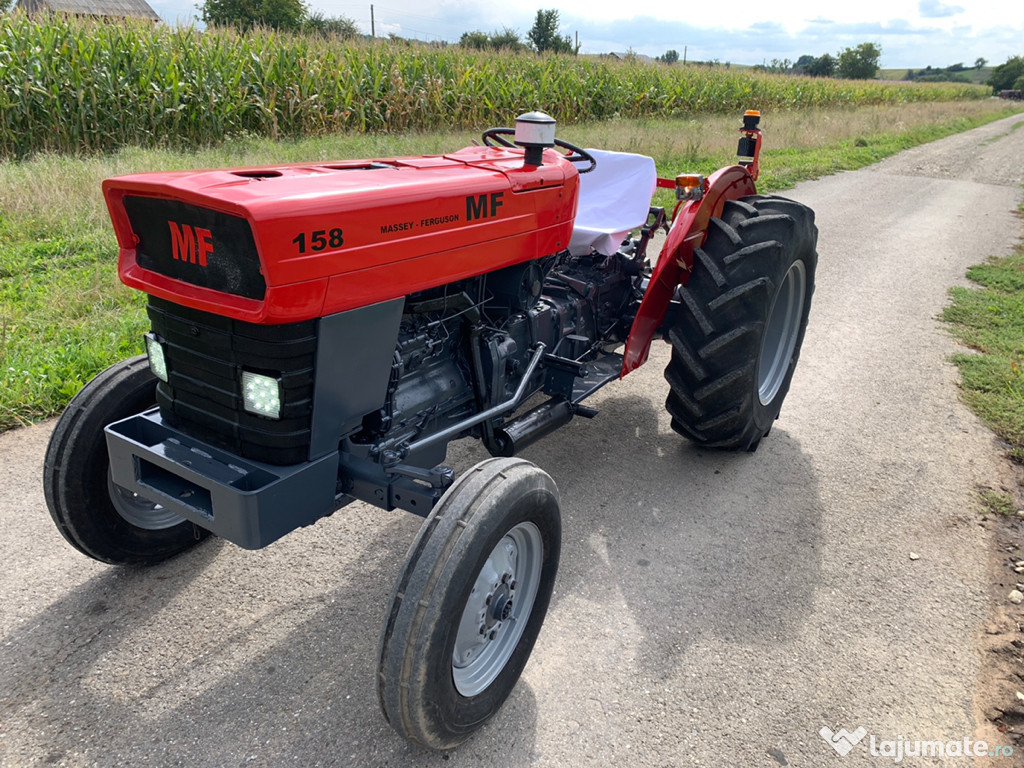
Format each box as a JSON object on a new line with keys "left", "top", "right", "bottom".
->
{"left": 378, "top": 457, "right": 561, "bottom": 750}
{"left": 43, "top": 355, "right": 208, "bottom": 565}
{"left": 665, "top": 195, "right": 817, "bottom": 451}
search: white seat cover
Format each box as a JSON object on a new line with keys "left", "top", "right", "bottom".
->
{"left": 569, "top": 149, "right": 657, "bottom": 256}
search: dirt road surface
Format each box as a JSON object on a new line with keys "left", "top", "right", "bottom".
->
{"left": 2, "top": 113, "right": 1024, "bottom": 767}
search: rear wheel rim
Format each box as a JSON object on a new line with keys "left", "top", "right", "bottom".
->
{"left": 452, "top": 521, "right": 543, "bottom": 697}
{"left": 758, "top": 259, "right": 807, "bottom": 406}
{"left": 107, "top": 470, "right": 184, "bottom": 531}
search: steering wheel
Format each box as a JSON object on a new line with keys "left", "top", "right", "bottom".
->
{"left": 481, "top": 128, "right": 597, "bottom": 174}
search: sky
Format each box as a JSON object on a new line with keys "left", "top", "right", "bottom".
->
{"left": 148, "top": 0, "right": 1023, "bottom": 69}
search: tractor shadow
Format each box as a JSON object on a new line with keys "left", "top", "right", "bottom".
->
{"left": 516, "top": 378, "right": 825, "bottom": 683}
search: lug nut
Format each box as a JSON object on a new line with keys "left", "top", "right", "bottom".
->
{"left": 478, "top": 624, "right": 486, "bottom": 635}
{"left": 509, "top": 580, "right": 517, "bottom": 590}
{"left": 488, "top": 629, "right": 497, "bottom": 640}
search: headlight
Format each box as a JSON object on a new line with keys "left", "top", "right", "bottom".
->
{"left": 241, "top": 370, "right": 282, "bottom": 419}
{"left": 144, "top": 333, "right": 168, "bottom": 383}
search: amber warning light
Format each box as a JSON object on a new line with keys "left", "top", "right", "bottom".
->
{"left": 675, "top": 174, "right": 705, "bottom": 202}
{"left": 737, "top": 109, "right": 763, "bottom": 180}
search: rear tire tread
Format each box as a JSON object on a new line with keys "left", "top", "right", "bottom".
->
{"left": 664, "top": 194, "right": 817, "bottom": 451}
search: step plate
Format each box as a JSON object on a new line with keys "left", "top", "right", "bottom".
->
{"left": 572, "top": 353, "right": 623, "bottom": 404}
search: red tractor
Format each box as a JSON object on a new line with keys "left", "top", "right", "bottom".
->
{"left": 43, "top": 111, "right": 816, "bottom": 750}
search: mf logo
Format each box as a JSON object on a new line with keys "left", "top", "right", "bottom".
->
{"left": 820, "top": 725, "right": 868, "bottom": 757}
{"left": 466, "top": 192, "right": 504, "bottom": 221}
{"left": 167, "top": 221, "right": 214, "bottom": 266}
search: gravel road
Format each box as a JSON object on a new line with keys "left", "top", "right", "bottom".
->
{"left": 2, "top": 113, "right": 1024, "bottom": 768}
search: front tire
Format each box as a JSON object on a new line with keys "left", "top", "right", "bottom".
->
{"left": 43, "top": 355, "right": 208, "bottom": 565}
{"left": 378, "top": 457, "right": 561, "bottom": 750}
{"left": 665, "top": 195, "right": 817, "bottom": 451}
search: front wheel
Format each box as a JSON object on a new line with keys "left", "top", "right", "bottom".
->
{"left": 377, "top": 457, "right": 561, "bottom": 750}
{"left": 664, "top": 195, "right": 818, "bottom": 451}
{"left": 43, "top": 355, "right": 208, "bottom": 565}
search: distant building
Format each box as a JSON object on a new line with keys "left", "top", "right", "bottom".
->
{"left": 14, "top": 0, "right": 162, "bottom": 22}
{"left": 606, "top": 51, "right": 655, "bottom": 64}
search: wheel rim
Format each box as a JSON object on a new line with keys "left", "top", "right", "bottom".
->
{"left": 452, "top": 521, "right": 543, "bottom": 697}
{"left": 758, "top": 259, "right": 807, "bottom": 406}
{"left": 106, "top": 469, "right": 184, "bottom": 530}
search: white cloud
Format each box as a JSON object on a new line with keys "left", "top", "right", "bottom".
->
{"left": 918, "top": 0, "right": 965, "bottom": 18}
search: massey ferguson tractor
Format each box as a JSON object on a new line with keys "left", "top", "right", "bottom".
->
{"left": 43, "top": 110, "right": 817, "bottom": 750}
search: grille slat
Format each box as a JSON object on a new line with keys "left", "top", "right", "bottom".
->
{"left": 148, "top": 297, "right": 317, "bottom": 465}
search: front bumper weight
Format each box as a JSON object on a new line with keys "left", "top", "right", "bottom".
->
{"left": 105, "top": 409, "right": 340, "bottom": 549}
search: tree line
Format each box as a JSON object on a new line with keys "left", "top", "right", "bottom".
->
{"left": 460, "top": 10, "right": 574, "bottom": 54}
{"left": 748, "top": 43, "right": 882, "bottom": 80}
{"left": 899, "top": 55, "right": 1024, "bottom": 93}
{"left": 987, "top": 56, "right": 1024, "bottom": 93}
{"left": 902, "top": 59, "right": 986, "bottom": 83}
{"left": 199, "top": 0, "right": 357, "bottom": 36}
{"left": 195, "top": 0, "right": 576, "bottom": 53}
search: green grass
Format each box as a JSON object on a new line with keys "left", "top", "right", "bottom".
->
{"left": 1, "top": 101, "right": 1023, "bottom": 431}
{"left": 0, "top": 209, "right": 145, "bottom": 426}
{"left": 943, "top": 208, "right": 1024, "bottom": 457}
{"left": 978, "top": 488, "right": 1016, "bottom": 516}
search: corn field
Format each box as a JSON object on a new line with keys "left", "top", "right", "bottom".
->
{"left": 0, "top": 14, "right": 990, "bottom": 158}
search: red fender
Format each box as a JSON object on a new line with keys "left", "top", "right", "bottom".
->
{"left": 620, "top": 164, "right": 757, "bottom": 376}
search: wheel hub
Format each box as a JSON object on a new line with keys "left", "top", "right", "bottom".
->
{"left": 106, "top": 469, "right": 184, "bottom": 530}
{"left": 451, "top": 522, "right": 543, "bottom": 697}
{"left": 489, "top": 583, "right": 513, "bottom": 625}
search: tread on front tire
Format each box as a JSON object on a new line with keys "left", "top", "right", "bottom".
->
{"left": 377, "top": 457, "right": 561, "bottom": 750}
{"left": 665, "top": 194, "right": 818, "bottom": 451}
{"left": 43, "top": 355, "right": 208, "bottom": 565}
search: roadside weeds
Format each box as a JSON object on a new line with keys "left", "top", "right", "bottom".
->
{"left": 943, "top": 201, "right": 1024, "bottom": 756}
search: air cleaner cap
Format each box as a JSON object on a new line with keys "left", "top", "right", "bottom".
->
{"left": 514, "top": 111, "right": 557, "bottom": 148}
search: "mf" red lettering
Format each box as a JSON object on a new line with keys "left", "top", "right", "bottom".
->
{"left": 168, "top": 221, "right": 213, "bottom": 266}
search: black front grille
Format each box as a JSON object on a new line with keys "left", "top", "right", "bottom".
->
{"left": 124, "top": 196, "right": 266, "bottom": 300}
{"left": 148, "top": 297, "right": 316, "bottom": 465}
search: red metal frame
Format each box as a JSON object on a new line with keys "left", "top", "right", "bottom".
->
{"left": 620, "top": 113, "right": 762, "bottom": 375}
{"left": 620, "top": 164, "right": 757, "bottom": 375}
